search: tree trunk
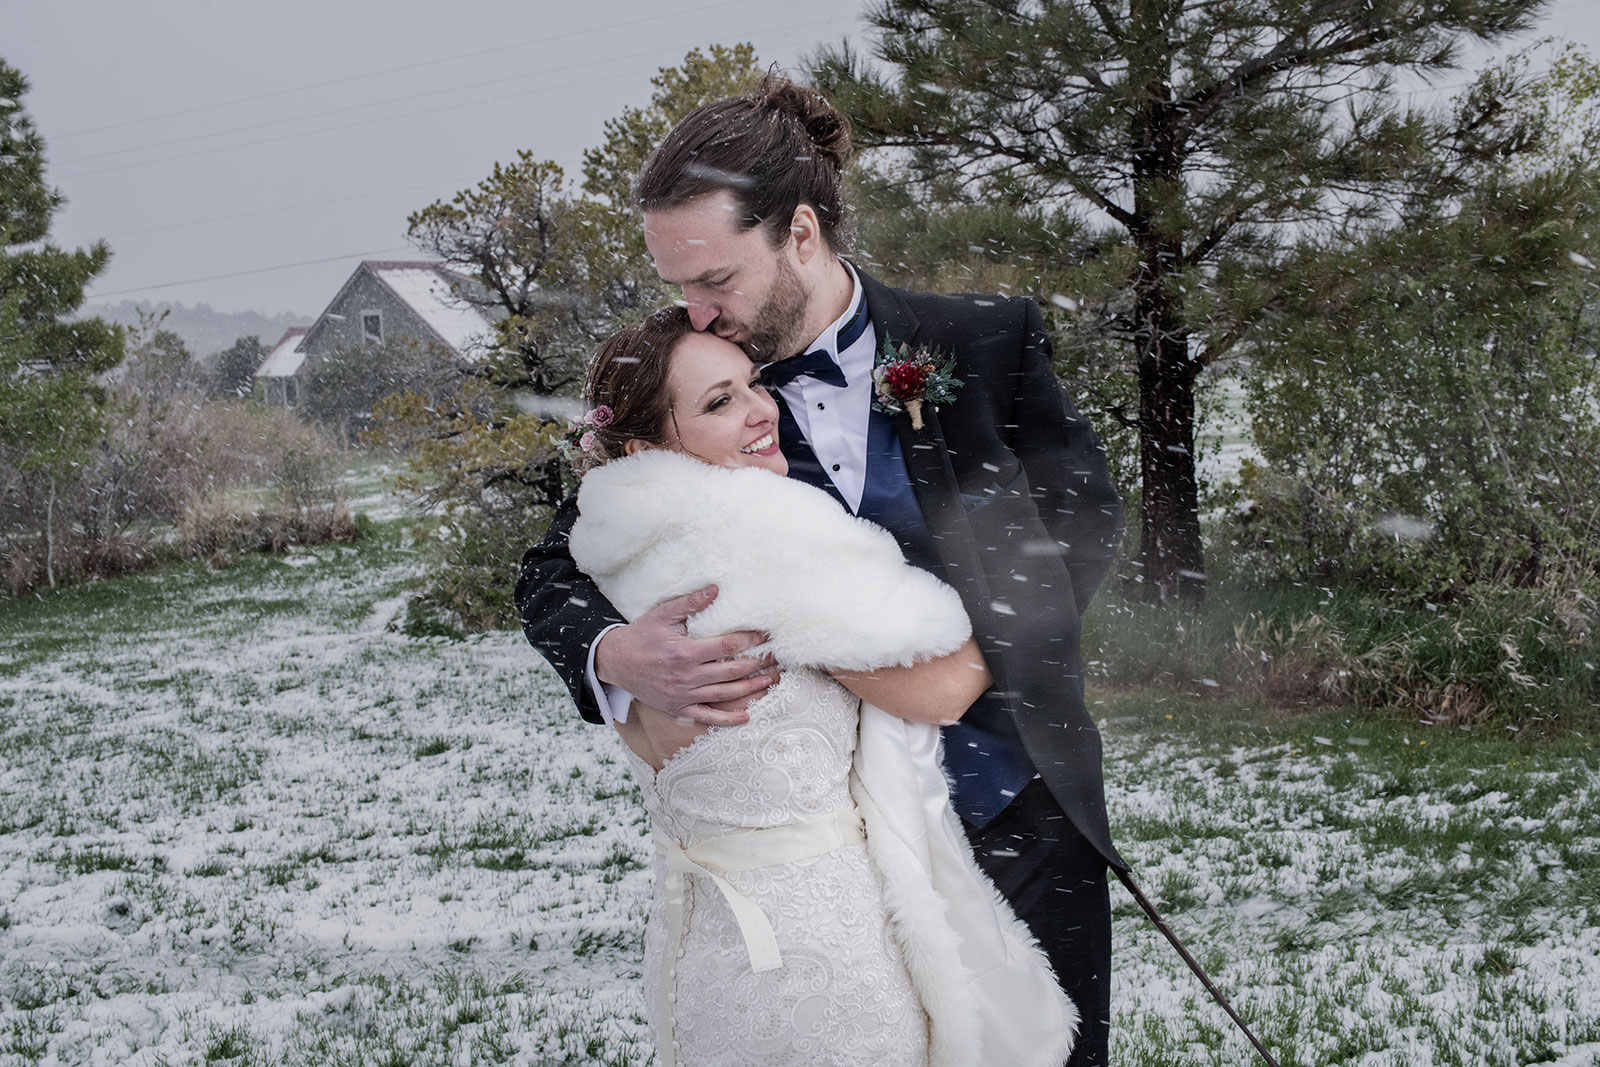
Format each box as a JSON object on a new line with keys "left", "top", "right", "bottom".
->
{"left": 1127, "top": 15, "right": 1207, "bottom": 605}
{"left": 1135, "top": 309, "right": 1205, "bottom": 604}
{"left": 46, "top": 476, "right": 58, "bottom": 590}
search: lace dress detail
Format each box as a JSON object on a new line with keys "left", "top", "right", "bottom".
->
{"left": 625, "top": 668, "right": 931, "bottom": 1067}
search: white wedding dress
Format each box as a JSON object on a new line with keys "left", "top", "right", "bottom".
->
{"left": 626, "top": 667, "right": 930, "bottom": 1067}
{"left": 570, "top": 450, "right": 1077, "bottom": 1067}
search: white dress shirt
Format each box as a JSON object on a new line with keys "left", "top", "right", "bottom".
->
{"left": 769, "top": 263, "right": 875, "bottom": 511}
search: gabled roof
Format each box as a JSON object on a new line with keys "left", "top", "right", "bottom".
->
{"left": 300, "top": 260, "right": 498, "bottom": 360}
{"left": 366, "top": 262, "right": 497, "bottom": 357}
{"left": 254, "top": 327, "right": 310, "bottom": 378}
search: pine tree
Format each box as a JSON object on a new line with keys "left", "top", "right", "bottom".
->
{"left": 576, "top": 44, "right": 763, "bottom": 332}
{"left": 0, "top": 59, "right": 123, "bottom": 469}
{"left": 0, "top": 58, "right": 123, "bottom": 588}
{"left": 407, "top": 153, "right": 584, "bottom": 395}
{"left": 582, "top": 44, "right": 762, "bottom": 209}
{"left": 1238, "top": 47, "right": 1600, "bottom": 594}
{"left": 814, "top": 0, "right": 1550, "bottom": 603}
{"left": 209, "top": 334, "right": 265, "bottom": 400}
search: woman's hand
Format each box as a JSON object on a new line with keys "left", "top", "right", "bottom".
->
{"left": 831, "top": 637, "right": 991, "bottom": 726}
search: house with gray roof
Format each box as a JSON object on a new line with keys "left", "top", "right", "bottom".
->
{"left": 254, "top": 260, "right": 499, "bottom": 406}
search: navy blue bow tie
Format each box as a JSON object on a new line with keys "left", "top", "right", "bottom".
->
{"left": 760, "top": 291, "right": 871, "bottom": 390}
{"left": 762, "top": 347, "right": 848, "bottom": 389}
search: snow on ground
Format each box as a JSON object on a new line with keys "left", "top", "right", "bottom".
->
{"left": 1, "top": 540, "right": 652, "bottom": 1065}
{"left": 341, "top": 460, "right": 415, "bottom": 524}
{"left": 1, "top": 528, "right": 1597, "bottom": 1065}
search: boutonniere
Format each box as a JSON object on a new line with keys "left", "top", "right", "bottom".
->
{"left": 872, "top": 339, "right": 961, "bottom": 431}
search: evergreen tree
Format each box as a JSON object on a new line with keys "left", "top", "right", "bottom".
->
{"left": 578, "top": 43, "right": 762, "bottom": 307}
{"left": 407, "top": 154, "right": 587, "bottom": 396}
{"left": 0, "top": 58, "right": 123, "bottom": 588}
{"left": 1238, "top": 48, "right": 1600, "bottom": 595}
{"left": 209, "top": 334, "right": 265, "bottom": 400}
{"left": 404, "top": 45, "right": 763, "bottom": 400}
{"left": 814, "top": 0, "right": 1550, "bottom": 603}
{"left": 0, "top": 58, "right": 123, "bottom": 478}
{"left": 120, "top": 318, "right": 202, "bottom": 404}
{"left": 300, "top": 336, "right": 450, "bottom": 444}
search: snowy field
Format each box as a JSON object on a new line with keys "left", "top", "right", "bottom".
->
{"left": 2, "top": 520, "right": 1597, "bottom": 1066}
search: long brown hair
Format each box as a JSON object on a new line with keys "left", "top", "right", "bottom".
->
{"left": 570, "top": 306, "right": 695, "bottom": 474}
{"left": 633, "top": 73, "right": 853, "bottom": 251}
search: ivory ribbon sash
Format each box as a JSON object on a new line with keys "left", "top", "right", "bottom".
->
{"left": 650, "top": 805, "right": 866, "bottom": 1067}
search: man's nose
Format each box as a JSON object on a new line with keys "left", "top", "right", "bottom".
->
{"left": 686, "top": 300, "right": 718, "bottom": 332}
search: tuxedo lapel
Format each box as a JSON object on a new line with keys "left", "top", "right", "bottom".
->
{"left": 859, "top": 272, "right": 992, "bottom": 600}
{"left": 892, "top": 403, "right": 991, "bottom": 602}
{"left": 859, "top": 269, "right": 922, "bottom": 352}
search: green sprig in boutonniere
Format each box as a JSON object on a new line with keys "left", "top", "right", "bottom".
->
{"left": 872, "top": 338, "right": 961, "bottom": 431}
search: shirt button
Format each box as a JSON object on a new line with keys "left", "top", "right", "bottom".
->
{"left": 817, "top": 402, "right": 825, "bottom": 410}
{"left": 831, "top": 463, "right": 841, "bottom": 472}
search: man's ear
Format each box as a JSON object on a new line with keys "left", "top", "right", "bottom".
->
{"left": 789, "top": 204, "right": 823, "bottom": 265}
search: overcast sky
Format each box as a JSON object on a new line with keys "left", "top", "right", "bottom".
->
{"left": 4, "top": 0, "right": 1599, "bottom": 317}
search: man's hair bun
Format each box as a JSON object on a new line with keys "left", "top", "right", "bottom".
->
{"left": 756, "top": 74, "right": 852, "bottom": 174}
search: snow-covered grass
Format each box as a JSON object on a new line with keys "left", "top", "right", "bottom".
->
{"left": 340, "top": 454, "right": 417, "bottom": 524}
{"left": 1, "top": 526, "right": 652, "bottom": 1066}
{"left": 2, "top": 520, "right": 1597, "bottom": 1066}
{"left": 1102, "top": 694, "right": 1600, "bottom": 1066}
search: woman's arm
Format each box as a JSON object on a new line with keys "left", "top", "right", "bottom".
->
{"left": 831, "top": 637, "right": 992, "bottom": 726}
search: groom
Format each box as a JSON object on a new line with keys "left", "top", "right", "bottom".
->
{"left": 516, "top": 75, "right": 1124, "bottom": 1065}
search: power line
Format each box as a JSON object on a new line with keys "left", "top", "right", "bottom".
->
{"left": 56, "top": 35, "right": 694, "bottom": 172}
{"left": 55, "top": 65, "right": 643, "bottom": 182}
{"left": 101, "top": 182, "right": 450, "bottom": 241}
{"left": 53, "top": 15, "right": 843, "bottom": 182}
{"left": 88, "top": 247, "right": 415, "bottom": 299}
{"left": 52, "top": 0, "right": 759, "bottom": 142}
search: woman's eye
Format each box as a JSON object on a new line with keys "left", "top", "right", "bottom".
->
{"left": 707, "top": 395, "right": 730, "bottom": 412}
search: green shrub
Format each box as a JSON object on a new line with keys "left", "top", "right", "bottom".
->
{"left": 1085, "top": 567, "right": 1598, "bottom": 730}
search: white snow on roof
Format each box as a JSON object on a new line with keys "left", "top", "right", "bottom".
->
{"left": 254, "top": 328, "right": 309, "bottom": 378}
{"left": 371, "top": 265, "right": 494, "bottom": 357}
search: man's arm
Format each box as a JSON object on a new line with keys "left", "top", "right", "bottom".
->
{"left": 516, "top": 497, "right": 623, "bottom": 724}
{"left": 1007, "top": 298, "right": 1124, "bottom": 612}
{"left": 515, "top": 496, "right": 778, "bottom": 725}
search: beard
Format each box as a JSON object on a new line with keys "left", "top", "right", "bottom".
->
{"left": 735, "top": 254, "right": 810, "bottom": 364}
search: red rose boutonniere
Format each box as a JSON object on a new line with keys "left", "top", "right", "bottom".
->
{"left": 872, "top": 339, "right": 961, "bottom": 431}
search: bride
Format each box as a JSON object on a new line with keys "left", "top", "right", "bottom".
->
{"left": 563, "top": 306, "right": 1076, "bottom": 1067}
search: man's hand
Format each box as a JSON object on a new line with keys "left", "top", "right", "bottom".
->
{"left": 594, "top": 584, "right": 776, "bottom": 726}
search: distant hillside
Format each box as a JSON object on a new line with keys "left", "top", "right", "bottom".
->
{"left": 83, "top": 301, "right": 314, "bottom": 362}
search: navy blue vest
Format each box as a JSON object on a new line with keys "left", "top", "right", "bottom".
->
{"left": 771, "top": 348, "right": 1035, "bottom": 826}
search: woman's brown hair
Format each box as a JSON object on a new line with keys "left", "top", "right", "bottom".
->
{"left": 569, "top": 306, "right": 695, "bottom": 474}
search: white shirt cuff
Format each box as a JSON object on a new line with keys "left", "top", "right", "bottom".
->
{"left": 586, "top": 623, "right": 633, "bottom": 725}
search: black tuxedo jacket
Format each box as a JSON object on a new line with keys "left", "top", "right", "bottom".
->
{"left": 515, "top": 270, "right": 1126, "bottom": 868}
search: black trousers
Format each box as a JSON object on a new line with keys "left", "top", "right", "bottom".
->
{"left": 966, "top": 778, "right": 1112, "bottom": 1067}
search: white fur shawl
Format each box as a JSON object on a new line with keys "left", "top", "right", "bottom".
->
{"left": 570, "top": 449, "right": 971, "bottom": 670}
